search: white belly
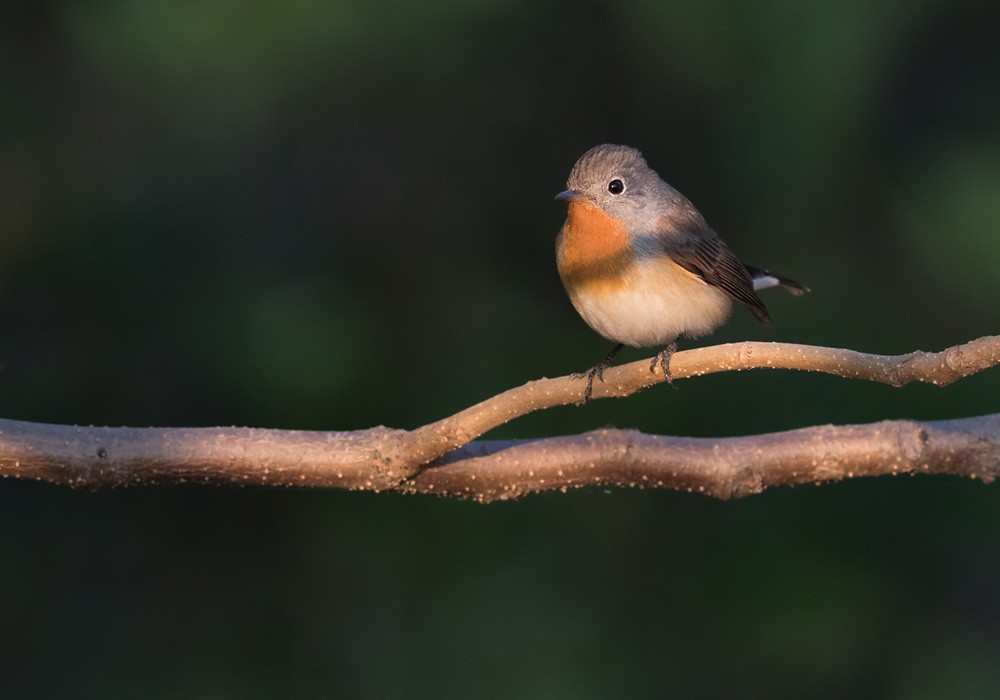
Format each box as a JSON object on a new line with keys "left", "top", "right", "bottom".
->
{"left": 565, "top": 258, "right": 733, "bottom": 347}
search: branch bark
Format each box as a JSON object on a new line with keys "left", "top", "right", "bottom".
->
{"left": 403, "top": 415, "right": 1000, "bottom": 502}
{"left": 1, "top": 335, "right": 998, "bottom": 500}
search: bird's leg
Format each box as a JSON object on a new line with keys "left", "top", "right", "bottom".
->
{"left": 650, "top": 340, "right": 679, "bottom": 385}
{"left": 573, "top": 342, "right": 624, "bottom": 403}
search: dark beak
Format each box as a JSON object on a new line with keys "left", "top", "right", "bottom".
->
{"left": 555, "top": 189, "right": 584, "bottom": 202}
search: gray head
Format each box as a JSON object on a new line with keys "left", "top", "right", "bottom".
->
{"left": 556, "top": 144, "right": 680, "bottom": 227}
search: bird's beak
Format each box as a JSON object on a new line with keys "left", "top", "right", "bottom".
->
{"left": 555, "top": 189, "right": 584, "bottom": 202}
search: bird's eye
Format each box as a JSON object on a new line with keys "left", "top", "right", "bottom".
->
{"left": 608, "top": 179, "right": 625, "bottom": 195}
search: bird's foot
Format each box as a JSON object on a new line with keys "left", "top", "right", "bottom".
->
{"left": 574, "top": 343, "right": 624, "bottom": 403}
{"left": 579, "top": 363, "right": 607, "bottom": 403}
{"left": 650, "top": 341, "right": 678, "bottom": 386}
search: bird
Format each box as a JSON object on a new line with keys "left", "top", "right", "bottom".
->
{"left": 555, "top": 143, "right": 808, "bottom": 401}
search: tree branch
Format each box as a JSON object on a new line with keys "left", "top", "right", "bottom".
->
{"left": 1, "top": 335, "right": 998, "bottom": 499}
{"left": 400, "top": 334, "right": 1000, "bottom": 468}
{"left": 403, "top": 414, "right": 1000, "bottom": 502}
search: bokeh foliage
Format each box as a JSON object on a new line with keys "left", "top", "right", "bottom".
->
{"left": 2, "top": 0, "right": 999, "bottom": 696}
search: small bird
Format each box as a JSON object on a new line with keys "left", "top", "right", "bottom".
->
{"left": 555, "top": 144, "right": 807, "bottom": 401}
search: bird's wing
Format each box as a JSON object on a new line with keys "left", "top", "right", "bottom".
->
{"left": 660, "top": 223, "right": 772, "bottom": 325}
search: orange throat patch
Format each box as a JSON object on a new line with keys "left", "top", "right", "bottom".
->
{"left": 556, "top": 200, "right": 633, "bottom": 294}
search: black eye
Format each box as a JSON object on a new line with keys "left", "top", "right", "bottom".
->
{"left": 608, "top": 179, "right": 625, "bottom": 195}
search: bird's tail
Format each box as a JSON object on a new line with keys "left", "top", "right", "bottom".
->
{"left": 745, "top": 264, "right": 810, "bottom": 296}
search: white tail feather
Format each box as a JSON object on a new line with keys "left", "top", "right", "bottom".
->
{"left": 752, "top": 274, "right": 780, "bottom": 291}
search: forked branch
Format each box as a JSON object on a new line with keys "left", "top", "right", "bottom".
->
{"left": 0, "top": 335, "right": 998, "bottom": 501}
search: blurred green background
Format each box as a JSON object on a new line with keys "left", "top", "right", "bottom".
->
{"left": 2, "top": 0, "right": 1000, "bottom": 697}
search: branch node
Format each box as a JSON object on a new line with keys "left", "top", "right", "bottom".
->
{"left": 726, "top": 467, "right": 765, "bottom": 499}
{"left": 896, "top": 421, "right": 929, "bottom": 462}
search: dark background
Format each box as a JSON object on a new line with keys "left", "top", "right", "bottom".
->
{"left": 3, "top": 1, "right": 1000, "bottom": 696}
